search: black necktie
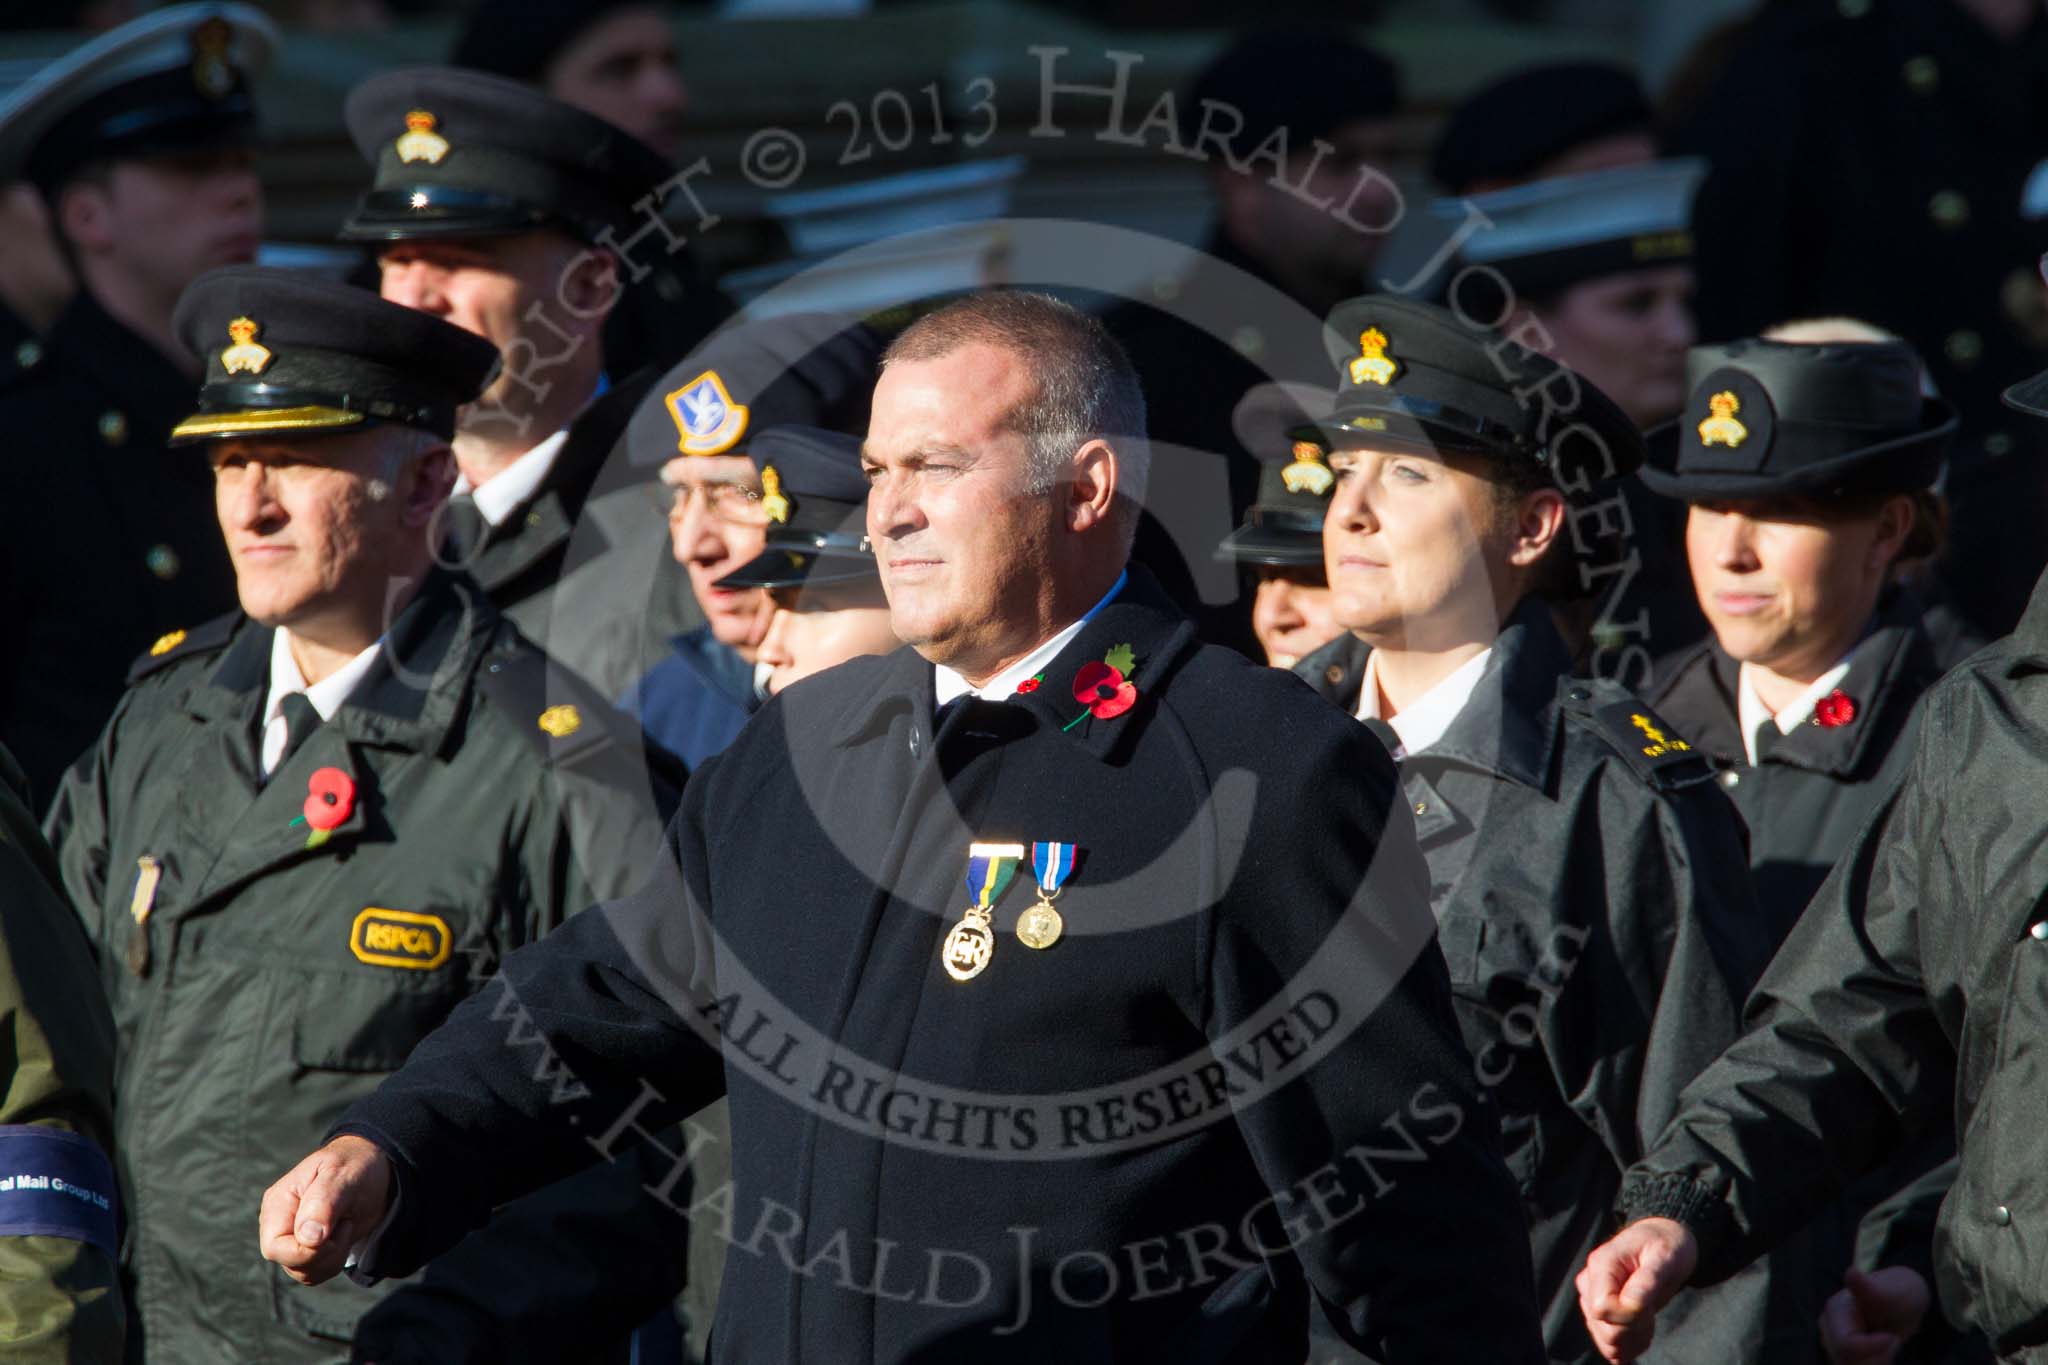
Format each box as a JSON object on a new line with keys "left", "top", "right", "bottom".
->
{"left": 1360, "top": 716, "right": 1404, "bottom": 762}
{"left": 443, "top": 492, "right": 484, "bottom": 560}
{"left": 278, "top": 692, "right": 322, "bottom": 768}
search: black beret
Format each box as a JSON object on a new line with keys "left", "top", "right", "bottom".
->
{"left": 1644, "top": 339, "right": 1955, "bottom": 501}
{"left": 0, "top": 3, "right": 276, "bottom": 193}
{"left": 716, "top": 425, "right": 874, "bottom": 591}
{"left": 450, "top": 0, "right": 643, "bottom": 82}
{"left": 1302, "top": 294, "right": 1644, "bottom": 499}
{"left": 1218, "top": 381, "right": 1335, "bottom": 569}
{"left": 169, "top": 265, "right": 503, "bottom": 444}
{"left": 631, "top": 312, "right": 882, "bottom": 467}
{"left": 1181, "top": 28, "right": 1400, "bottom": 165}
{"left": 1430, "top": 61, "right": 1651, "bottom": 195}
{"left": 339, "top": 66, "right": 672, "bottom": 246}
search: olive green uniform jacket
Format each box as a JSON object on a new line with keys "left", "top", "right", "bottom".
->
{"left": 45, "top": 569, "right": 684, "bottom": 1364}
{"left": 0, "top": 745, "right": 124, "bottom": 1362}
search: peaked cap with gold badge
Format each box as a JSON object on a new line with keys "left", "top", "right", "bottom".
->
{"left": 1641, "top": 338, "right": 1956, "bottom": 500}
{"left": 338, "top": 66, "right": 674, "bottom": 246}
{"left": 168, "top": 266, "right": 502, "bottom": 443}
{"left": 714, "top": 425, "right": 876, "bottom": 590}
{"left": 1299, "top": 294, "right": 1644, "bottom": 499}
{"left": 1219, "top": 381, "right": 1338, "bottom": 568}
{"left": 0, "top": 2, "right": 277, "bottom": 193}
{"left": 1432, "top": 157, "right": 1704, "bottom": 297}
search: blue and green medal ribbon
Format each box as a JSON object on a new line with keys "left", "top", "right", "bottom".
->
{"left": 945, "top": 842, "right": 1025, "bottom": 981}
{"left": 965, "top": 843, "right": 1025, "bottom": 914}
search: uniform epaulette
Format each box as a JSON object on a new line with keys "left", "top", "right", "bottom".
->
{"left": 475, "top": 646, "right": 617, "bottom": 767}
{"left": 1558, "top": 677, "right": 1715, "bottom": 790}
{"left": 126, "top": 611, "right": 240, "bottom": 684}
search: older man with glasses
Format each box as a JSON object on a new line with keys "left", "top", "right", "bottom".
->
{"left": 621, "top": 315, "right": 882, "bottom": 769}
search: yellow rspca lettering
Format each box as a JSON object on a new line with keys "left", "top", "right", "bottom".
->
{"left": 350, "top": 908, "right": 451, "bottom": 971}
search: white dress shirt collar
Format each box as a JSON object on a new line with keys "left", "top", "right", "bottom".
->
{"left": 451, "top": 425, "right": 570, "bottom": 528}
{"left": 259, "top": 628, "right": 383, "bottom": 776}
{"left": 1736, "top": 651, "right": 1857, "bottom": 766}
{"left": 1355, "top": 646, "right": 1494, "bottom": 760}
{"left": 932, "top": 569, "right": 1128, "bottom": 710}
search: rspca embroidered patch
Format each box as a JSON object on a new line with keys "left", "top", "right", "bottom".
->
{"left": 350, "top": 908, "right": 451, "bottom": 971}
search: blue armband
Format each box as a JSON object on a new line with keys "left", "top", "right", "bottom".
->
{"left": 0, "top": 1126, "right": 119, "bottom": 1256}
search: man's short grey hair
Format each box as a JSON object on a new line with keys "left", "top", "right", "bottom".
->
{"left": 882, "top": 291, "right": 1150, "bottom": 548}
{"left": 369, "top": 425, "right": 444, "bottom": 500}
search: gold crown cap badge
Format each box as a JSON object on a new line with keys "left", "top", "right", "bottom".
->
{"left": 1698, "top": 390, "right": 1748, "bottom": 448}
{"left": 396, "top": 110, "right": 451, "bottom": 165}
{"left": 220, "top": 317, "right": 272, "bottom": 375}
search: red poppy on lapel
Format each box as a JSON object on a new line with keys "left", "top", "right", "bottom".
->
{"left": 1071, "top": 661, "right": 1137, "bottom": 721}
{"left": 1814, "top": 690, "right": 1857, "bottom": 728}
{"left": 304, "top": 767, "right": 356, "bottom": 830}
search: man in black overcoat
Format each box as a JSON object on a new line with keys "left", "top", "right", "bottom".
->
{"left": 258, "top": 289, "right": 1547, "bottom": 1364}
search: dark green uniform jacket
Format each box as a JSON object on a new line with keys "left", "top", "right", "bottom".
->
{"left": 1619, "top": 569, "right": 2048, "bottom": 1363}
{"left": 44, "top": 568, "right": 685, "bottom": 1364}
{"left": 449, "top": 373, "right": 649, "bottom": 638}
{"left": 0, "top": 291, "right": 237, "bottom": 809}
{"left": 446, "top": 370, "right": 701, "bottom": 698}
{"left": 334, "top": 567, "right": 1549, "bottom": 1363}
{"left": 1651, "top": 595, "right": 1981, "bottom": 1363}
{"left": 1651, "top": 592, "right": 1958, "bottom": 945}
{"left": 1294, "top": 605, "right": 1783, "bottom": 1362}
{"left": 0, "top": 746, "right": 124, "bottom": 1363}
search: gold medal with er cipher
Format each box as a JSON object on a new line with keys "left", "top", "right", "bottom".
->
{"left": 945, "top": 843, "right": 1023, "bottom": 982}
{"left": 1018, "top": 840, "right": 1078, "bottom": 950}
{"left": 942, "top": 914, "right": 995, "bottom": 981}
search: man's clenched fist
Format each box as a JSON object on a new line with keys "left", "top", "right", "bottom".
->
{"left": 259, "top": 1135, "right": 395, "bottom": 1286}
{"left": 1576, "top": 1216, "right": 1699, "bottom": 1362}
{"left": 1820, "top": 1266, "right": 1931, "bottom": 1365}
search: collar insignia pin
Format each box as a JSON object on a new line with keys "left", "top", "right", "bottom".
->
{"left": 537, "top": 704, "right": 582, "bottom": 738}
{"left": 760, "top": 466, "right": 792, "bottom": 524}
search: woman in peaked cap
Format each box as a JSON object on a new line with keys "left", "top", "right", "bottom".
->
{"left": 1218, "top": 381, "right": 1343, "bottom": 668}
{"left": 1642, "top": 335, "right": 1986, "bottom": 1365}
{"left": 1643, "top": 334, "right": 1962, "bottom": 942}
{"left": 1290, "top": 294, "right": 1784, "bottom": 1363}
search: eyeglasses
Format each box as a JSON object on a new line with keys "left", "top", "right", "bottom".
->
{"left": 653, "top": 476, "right": 772, "bottom": 528}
